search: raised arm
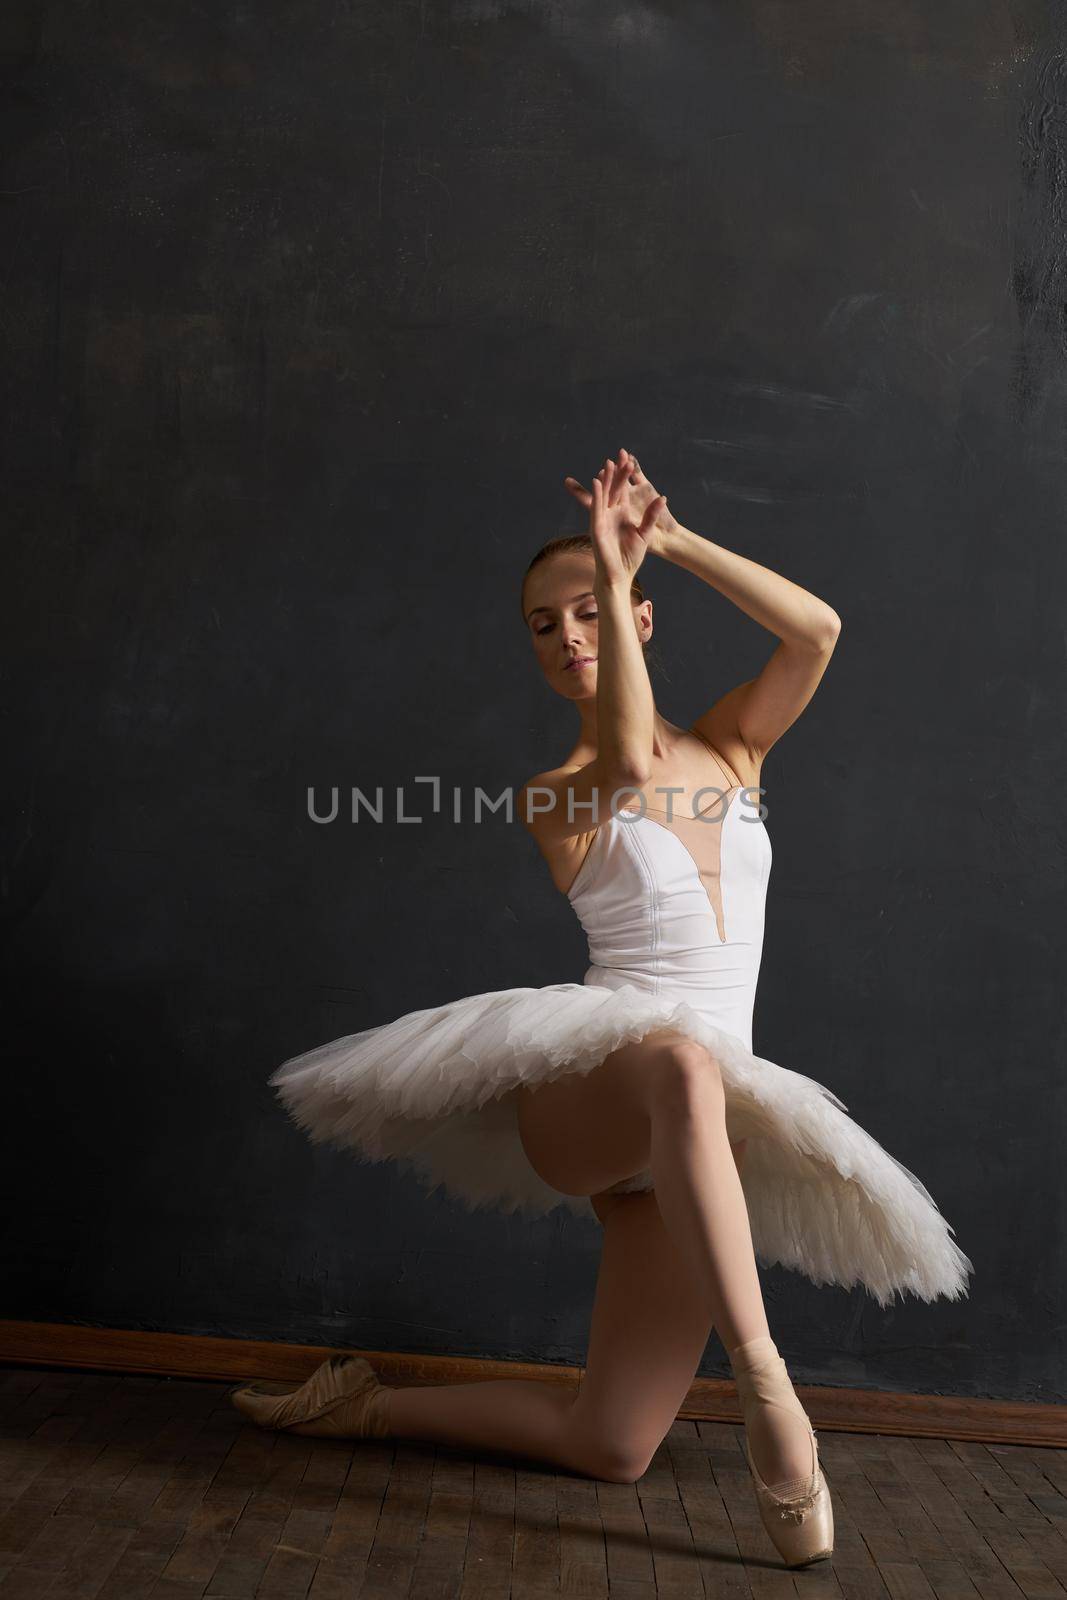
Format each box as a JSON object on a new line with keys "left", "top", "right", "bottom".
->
{"left": 568, "top": 453, "right": 841, "bottom": 772}
{"left": 664, "top": 522, "right": 840, "bottom": 769}
{"left": 590, "top": 466, "right": 658, "bottom": 787}
{"left": 520, "top": 455, "right": 664, "bottom": 863}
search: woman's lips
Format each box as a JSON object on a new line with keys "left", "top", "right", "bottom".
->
{"left": 564, "top": 657, "right": 596, "bottom": 672}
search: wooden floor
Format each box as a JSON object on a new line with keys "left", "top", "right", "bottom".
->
{"left": 1, "top": 1365, "right": 1065, "bottom": 1599}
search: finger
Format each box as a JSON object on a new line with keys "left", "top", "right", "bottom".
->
{"left": 616, "top": 450, "right": 639, "bottom": 495}
{"left": 564, "top": 476, "right": 592, "bottom": 508}
{"left": 592, "top": 475, "right": 607, "bottom": 530}
{"left": 615, "top": 459, "right": 639, "bottom": 507}
{"left": 606, "top": 458, "right": 627, "bottom": 509}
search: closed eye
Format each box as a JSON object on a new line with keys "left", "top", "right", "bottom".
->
{"left": 536, "top": 610, "right": 598, "bottom": 637}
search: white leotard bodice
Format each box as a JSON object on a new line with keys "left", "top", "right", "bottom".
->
{"left": 565, "top": 733, "right": 772, "bottom": 1052}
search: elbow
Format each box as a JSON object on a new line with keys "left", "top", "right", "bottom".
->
{"left": 602, "top": 748, "right": 653, "bottom": 788}
{"left": 813, "top": 611, "right": 842, "bottom": 651}
{"left": 615, "top": 758, "right": 653, "bottom": 786}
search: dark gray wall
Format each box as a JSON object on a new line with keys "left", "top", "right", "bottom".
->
{"left": 3, "top": 1, "right": 1063, "bottom": 1405}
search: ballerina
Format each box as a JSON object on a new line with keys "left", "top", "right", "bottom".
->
{"left": 233, "top": 447, "right": 972, "bottom": 1569}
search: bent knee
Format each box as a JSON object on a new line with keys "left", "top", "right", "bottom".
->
{"left": 648, "top": 1037, "right": 725, "bottom": 1116}
{"left": 580, "top": 1440, "right": 656, "bottom": 1484}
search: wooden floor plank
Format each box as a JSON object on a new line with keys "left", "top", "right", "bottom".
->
{"left": 512, "top": 1463, "right": 559, "bottom": 1598}
{"left": 405, "top": 1452, "right": 474, "bottom": 1599}
{"left": 458, "top": 1458, "right": 515, "bottom": 1600}
{"left": 359, "top": 1441, "right": 433, "bottom": 1597}
{"left": 557, "top": 1474, "right": 608, "bottom": 1598}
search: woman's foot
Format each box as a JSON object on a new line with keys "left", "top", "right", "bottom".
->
{"left": 729, "top": 1336, "right": 815, "bottom": 1485}
{"left": 231, "top": 1355, "right": 392, "bottom": 1439}
{"left": 729, "top": 1335, "right": 834, "bottom": 1567}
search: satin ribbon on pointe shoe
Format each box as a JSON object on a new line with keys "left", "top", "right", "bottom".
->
{"left": 231, "top": 1354, "right": 391, "bottom": 1438}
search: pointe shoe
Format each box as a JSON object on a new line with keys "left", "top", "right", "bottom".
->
{"left": 231, "top": 1354, "right": 391, "bottom": 1439}
{"left": 733, "top": 1353, "right": 834, "bottom": 1567}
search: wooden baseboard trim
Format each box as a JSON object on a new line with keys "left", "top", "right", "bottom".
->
{"left": 2, "top": 1320, "right": 1061, "bottom": 1448}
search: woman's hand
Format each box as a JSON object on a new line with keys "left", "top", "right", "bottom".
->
{"left": 584, "top": 451, "right": 664, "bottom": 589}
{"left": 564, "top": 448, "right": 681, "bottom": 557}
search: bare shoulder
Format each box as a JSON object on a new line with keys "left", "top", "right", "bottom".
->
{"left": 688, "top": 698, "right": 765, "bottom": 795}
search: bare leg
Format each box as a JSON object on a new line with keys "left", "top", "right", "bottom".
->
{"left": 645, "top": 1041, "right": 768, "bottom": 1349}
{"left": 516, "top": 1030, "right": 815, "bottom": 1486}
{"left": 643, "top": 1044, "right": 819, "bottom": 1486}
{"left": 385, "top": 1378, "right": 576, "bottom": 1468}
{"left": 386, "top": 1175, "right": 732, "bottom": 1482}
{"left": 291, "top": 1035, "right": 809, "bottom": 1488}
{"left": 517, "top": 1029, "right": 766, "bottom": 1348}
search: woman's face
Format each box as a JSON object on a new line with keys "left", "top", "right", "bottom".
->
{"left": 522, "top": 551, "right": 651, "bottom": 699}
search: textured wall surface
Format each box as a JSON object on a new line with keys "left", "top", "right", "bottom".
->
{"left": 2, "top": 1, "right": 1064, "bottom": 1403}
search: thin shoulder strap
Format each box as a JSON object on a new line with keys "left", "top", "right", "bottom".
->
{"left": 690, "top": 727, "right": 743, "bottom": 790}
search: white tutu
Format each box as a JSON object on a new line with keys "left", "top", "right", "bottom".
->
{"left": 270, "top": 980, "right": 973, "bottom": 1310}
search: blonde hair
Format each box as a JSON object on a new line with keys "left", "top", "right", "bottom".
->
{"left": 520, "top": 535, "right": 647, "bottom": 624}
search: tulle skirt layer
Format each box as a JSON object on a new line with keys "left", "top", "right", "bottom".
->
{"left": 269, "top": 980, "right": 973, "bottom": 1309}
